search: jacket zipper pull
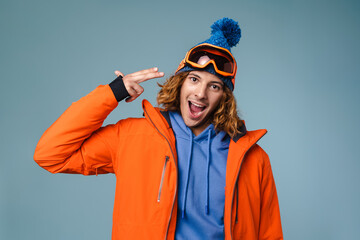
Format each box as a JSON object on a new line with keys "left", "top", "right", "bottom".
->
{"left": 157, "top": 156, "right": 170, "bottom": 202}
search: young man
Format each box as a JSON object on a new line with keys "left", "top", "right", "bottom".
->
{"left": 34, "top": 18, "right": 283, "bottom": 239}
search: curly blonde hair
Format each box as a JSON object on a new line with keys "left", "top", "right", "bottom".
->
{"left": 157, "top": 72, "right": 243, "bottom": 138}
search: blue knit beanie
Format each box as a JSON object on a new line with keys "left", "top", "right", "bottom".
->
{"left": 176, "top": 18, "right": 241, "bottom": 91}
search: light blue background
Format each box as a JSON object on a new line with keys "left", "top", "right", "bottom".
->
{"left": 1, "top": 0, "right": 359, "bottom": 239}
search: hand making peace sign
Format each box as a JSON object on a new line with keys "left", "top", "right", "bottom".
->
{"left": 114, "top": 67, "right": 164, "bottom": 102}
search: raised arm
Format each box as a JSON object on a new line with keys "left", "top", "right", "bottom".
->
{"left": 34, "top": 68, "right": 164, "bottom": 175}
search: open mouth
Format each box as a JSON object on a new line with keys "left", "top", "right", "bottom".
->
{"left": 188, "top": 101, "right": 206, "bottom": 118}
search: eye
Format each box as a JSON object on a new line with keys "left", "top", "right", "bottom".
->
{"left": 210, "top": 84, "right": 222, "bottom": 91}
{"left": 190, "top": 77, "right": 198, "bottom": 82}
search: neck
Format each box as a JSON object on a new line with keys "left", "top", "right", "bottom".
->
{"left": 190, "top": 121, "right": 212, "bottom": 136}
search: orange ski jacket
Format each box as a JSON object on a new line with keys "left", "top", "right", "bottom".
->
{"left": 34, "top": 84, "right": 283, "bottom": 240}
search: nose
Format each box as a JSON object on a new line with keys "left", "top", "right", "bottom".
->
{"left": 194, "top": 83, "right": 207, "bottom": 99}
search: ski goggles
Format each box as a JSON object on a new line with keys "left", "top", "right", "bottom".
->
{"left": 176, "top": 43, "right": 237, "bottom": 79}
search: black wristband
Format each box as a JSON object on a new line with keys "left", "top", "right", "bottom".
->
{"left": 109, "top": 75, "right": 130, "bottom": 102}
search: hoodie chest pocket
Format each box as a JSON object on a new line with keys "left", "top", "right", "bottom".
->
{"left": 157, "top": 155, "right": 170, "bottom": 202}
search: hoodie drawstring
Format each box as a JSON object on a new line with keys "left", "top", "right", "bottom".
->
{"left": 205, "top": 128, "right": 212, "bottom": 215}
{"left": 181, "top": 130, "right": 193, "bottom": 219}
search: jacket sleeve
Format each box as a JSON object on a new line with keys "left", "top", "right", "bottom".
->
{"left": 34, "top": 83, "right": 125, "bottom": 175}
{"left": 258, "top": 150, "right": 283, "bottom": 240}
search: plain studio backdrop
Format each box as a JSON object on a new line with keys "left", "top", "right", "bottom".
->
{"left": 1, "top": 0, "right": 359, "bottom": 239}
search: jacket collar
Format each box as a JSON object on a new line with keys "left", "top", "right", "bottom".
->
{"left": 160, "top": 109, "right": 173, "bottom": 129}
{"left": 142, "top": 100, "right": 174, "bottom": 140}
{"left": 143, "top": 99, "right": 266, "bottom": 153}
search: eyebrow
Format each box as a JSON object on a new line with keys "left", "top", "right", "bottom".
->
{"left": 211, "top": 81, "right": 224, "bottom": 86}
{"left": 188, "top": 73, "right": 224, "bottom": 86}
{"left": 188, "top": 73, "right": 201, "bottom": 79}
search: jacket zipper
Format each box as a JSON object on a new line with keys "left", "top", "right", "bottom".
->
{"left": 157, "top": 156, "right": 170, "bottom": 202}
{"left": 143, "top": 107, "right": 178, "bottom": 240}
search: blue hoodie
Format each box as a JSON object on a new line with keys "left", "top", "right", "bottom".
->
{"left": 169, "top": 111, "right": 230, "bottom": 240}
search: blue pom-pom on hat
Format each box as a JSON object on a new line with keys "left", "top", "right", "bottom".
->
{"left": 203, "top": 17, "right": 241, "bottom": 52}
{"left": 177, "top": 17, "right": 241, "bottom": 91}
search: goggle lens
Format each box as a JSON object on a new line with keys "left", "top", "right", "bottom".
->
{"left": 187, "top": 46, "right": 235, "bottom": 74}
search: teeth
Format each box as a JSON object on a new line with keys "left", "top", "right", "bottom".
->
{"left": 191, "top": 102, "right": 205, "bottom": 108}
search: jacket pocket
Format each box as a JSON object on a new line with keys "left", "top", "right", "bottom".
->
{"left": 157, "top": 156, "right": 169, "bottom": 203}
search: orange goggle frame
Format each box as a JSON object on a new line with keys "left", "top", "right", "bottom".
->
{"left": 176, "top": 43, "right": 237, "bottom": 84}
